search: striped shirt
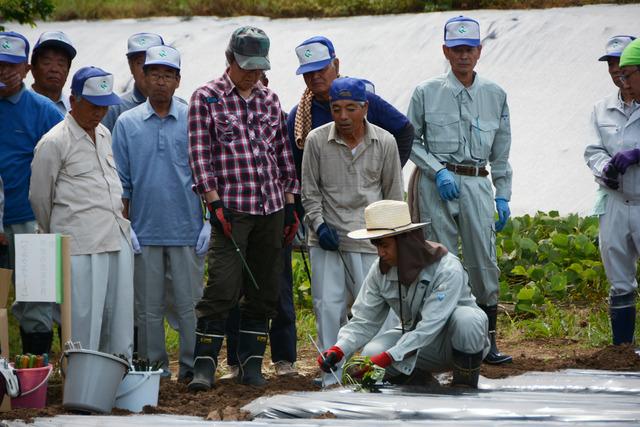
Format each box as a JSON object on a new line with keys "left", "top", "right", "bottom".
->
{"left": 188, "top": 72, "right": 299, "bottom": 215}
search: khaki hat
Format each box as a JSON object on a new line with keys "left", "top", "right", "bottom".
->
{"left": 347, "top": 200, "right": 427, "bottom": 240}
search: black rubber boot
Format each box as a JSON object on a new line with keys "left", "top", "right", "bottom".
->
{"left": 188, "top": 318, "right": 225, "bottom": 392}
{"left": 451, "top": 348, "right": 483, "bottom": 388}
{"left": 610, "top": 292, "right": 636, "bottom": 345}
{"left": 478, "top": 304, "right": 512, "bottom": 365}
{"left": 20, "top": 328, "right": 53, "bottom": 355}
{"left": 237, "top": 318, "right": 269, "bottom": 386}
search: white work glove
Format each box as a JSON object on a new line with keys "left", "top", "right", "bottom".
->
{"left": 195, "top": 222, "right": 211, "bottom": 257}
{"left": 130, "top": 228, "right": 142, "bottom": 254}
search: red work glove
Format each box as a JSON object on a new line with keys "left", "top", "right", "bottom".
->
{"left": 208, "top": 200, "right": 232, "bottom": 239}
{"left": 353, "top": 352, "right": 393, "bottom": 379}
{"left": 283, "top": 203, "right": 299, "bottom": 246}
{"left": 317, "top": 345, "right": 344, "bottom": 373}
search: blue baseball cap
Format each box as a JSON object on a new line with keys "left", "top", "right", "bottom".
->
{"left": 329, "top": 77, "right": 367, "bottom": 103}
{"left": 295, "top": 36, "right": 336, "bottom": 75}
{"left": 599, "top": 35, "right": 636, "bottom": 61}
{"left": 71, "top": 66, "right": 122, "bottom": 106}
{"left": 444, "top": 16, "right": 481, "bottom": 48}
{"left": 0, "top": 82, "right": 5, "bottom": 88}
{"left": 144, "top": 45, "right": 180, "bottom": 70}
{"left": 33, "top": 31, "right": 76, "bottom": 60}
{"left": 0, "top": 31, "right": 29, "bottom": 64}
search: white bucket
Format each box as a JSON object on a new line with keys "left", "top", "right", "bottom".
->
{"left": 114, "top": 369, "right": 162, "bottom": 413}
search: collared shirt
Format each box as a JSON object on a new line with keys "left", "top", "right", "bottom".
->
{"left": 585, "top": 90, "right": 640, "bottom": 201}
{"left": 408, "top": 70, "right": 513, "bottom": 200}
{"left": 0, "top": 84, "right": 64, "bottom": 226}
{"left": 302, "top": 120, "right": 403, "bottom": 253}
{"left": 102, "top": 85, "right": 146, "bottom": 132}
{"left": 188, "top": 72, "right": 299, "bottom": 215}
{"left": 112, "top": 98, "right": 204, "bottom": 246}
{"left": 336, "top": 253, "right": 478, "bottom": 375}
{"left": 30, "top": 85, "right": 70, "bottom": 115}
{"left": 30, "top": 115, "right": 130, "bottom": 255}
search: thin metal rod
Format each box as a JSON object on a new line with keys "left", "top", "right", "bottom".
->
{"left": 229, "top": 234, "right": 260, "bottom": 291}
{"left": 337, "top": 249, "right": 356, "bottom": 285}
{"left": 299, "top": 245, "right": 312, "bottom": 285}
{"left": 308, "top": 334, "right": 345, "bottom": 389}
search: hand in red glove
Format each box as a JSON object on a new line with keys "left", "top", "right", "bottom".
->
{"left": 316, "top": 345, "right": 344, "bottom": 373}
{"left": 208, "top": 200, "right": 232, "bottom": 239}
{"left": 352, "top": 352, "right": 393, "bottom": 379}
{"left": 283, "top": 204, "right": 299, "bottom": 246}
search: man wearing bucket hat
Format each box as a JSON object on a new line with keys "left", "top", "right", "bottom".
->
{"left": 407, "top": 16, "right": 513, "bottom": 365}
{"left": 584, "top": 35, "right": 638, "bottom": 346}
{"left": 30, "top": 31, "right": 76, "bottom": 115}
{"left": 302, "top": 77, "right": 403, "bottom": 386}
{"left": 317, "top": 200, "right": 489, "bottom": 388}
{"left": 112, "top": 45, "right": 208, "bottom": 381}
{"left": 0, "top": 31, "right": 64, "bottom": 356}
{"left": 585, "top": 38, "right": 640, "bottom": 345}
{"left": 187, "top": 26, "right": 299, "bottom": 390}
{"left": 30, "top": 66, "right": 135, "bottom": 358}
{"left": 102, "top": 32, "right": 165, "bottom": 132}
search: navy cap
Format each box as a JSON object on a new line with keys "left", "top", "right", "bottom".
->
{"left": 444, "top": 16, "right": 481, "bottom": 48}
{"left": 71, "top": 66, "right": 122, "bottom": 106}
{"left": 599, "top": 35, "right": 636, "bottom": 61}
{"left": 0, "top": 31, "right": 29, "bottom": 64}
{"left": 295, "top": 36, "right": 336, "bottom": 75}
{"left": 329, "top": 77, "right": 367, "bottom": 103}
{"left": 33, "top": 31, "right": 77, "bottom": 60}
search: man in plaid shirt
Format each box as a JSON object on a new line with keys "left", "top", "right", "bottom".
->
{"left": 187, "top": 26, "right": 300, "bottom": 391}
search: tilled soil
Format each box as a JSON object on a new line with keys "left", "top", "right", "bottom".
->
{"left": 1, "top": 342, "right": 639, "bottom": 422}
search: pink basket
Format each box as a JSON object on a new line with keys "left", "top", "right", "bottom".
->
{"left": 9, "top": 363, "right": 53, "bottom": 409}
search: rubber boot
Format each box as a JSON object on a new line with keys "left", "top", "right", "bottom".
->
{"left": 237, "top": 318, "right": 268, "bottom": 386}
{"left": 187, "top": 318, "right": 225, "bottom": 392}
{"left": 20, "top": 328, "right": 53, "bottom": 355}
{"left": 610, "top": 292, "right": 636, "bottom": 345}
{"left": 451, "top": 348, "right": 483, "bottom": 388}
{"left": 478, "top": 304, "right": 512, "bottom": 365}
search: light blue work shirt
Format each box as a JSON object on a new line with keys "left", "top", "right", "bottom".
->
{"left": 408, "top": 70, "right": 513, "bottom": 200}
{"left": 112, "top": 98, "right": 204, "bottom": 246}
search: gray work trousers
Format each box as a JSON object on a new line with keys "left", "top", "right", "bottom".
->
{"left": 134, "top": 246, "right": 204, "bottom": 378}
{"left": 362, "top": 305, "right": 489, "bottom": 375}
{"left": 8, "top": 221, "right": 58, "bottom": 333}
{"left": 418, "top": 173, "right": 500, "bottom": 305}
{"left": 70, "top": 231, "right": 134, "bottom": 358}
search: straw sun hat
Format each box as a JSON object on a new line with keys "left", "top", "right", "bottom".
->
{"left": 347, "top": 200, "right": 427, "bottom": 240}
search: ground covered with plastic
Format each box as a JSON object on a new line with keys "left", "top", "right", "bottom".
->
{"left": 2, "top": 342, "right": 639, "bottom": 423}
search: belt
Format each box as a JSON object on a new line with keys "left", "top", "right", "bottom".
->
{"left": 444, "top": 163, "right": 488, "bottom": 177}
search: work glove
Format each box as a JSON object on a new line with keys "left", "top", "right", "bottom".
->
{"left": 435, "top": 168, "right": 460, "bottom": 201}
{"left": 316, "top": 223, "right": 340, "bottom": 251}
{"left": 317, "top": 345, "right": 344, "bottom": 373}
{"left": 195, "top": 222, "right": 211, "bottom": 257}
{"left": 130, "top": 228, "right": 142, "bottom": 254}
{"left": 283, "top": 203, "right": 299, "bottom": 247}
{"left": 208, "top": 200, "right": 232, "bottom": 239}
{"left": 351, "top": 352, "right": 393, "bottom": 379}
{"left": 611, "top": 148, "right": 640, "bottom": 174}
{"left": 602, "top": 162, "right": 620, "bottom": 190}
{"left": 495, "top": 198, "right": 510, "bottom": 232}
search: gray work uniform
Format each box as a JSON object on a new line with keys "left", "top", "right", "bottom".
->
{"left": 30, "top": 115, "right": 134, "bottom": 358}
{"left": 302, "top": 120, "right": 404, "bottom": 355}
{"left": 336, "top": 253, "right": 489, "bottom": 375}
{"left": 408, "top": 70, "right": 512, "bottom": 306}
{"left": 584, "top": 91, "right": 640, "bottom": 298}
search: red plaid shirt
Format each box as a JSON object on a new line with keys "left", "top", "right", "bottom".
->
{"left": 188, "top": 72, "right": 299, "bottom": 215}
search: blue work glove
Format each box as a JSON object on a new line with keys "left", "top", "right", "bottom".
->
{"left": 130, "top": 228, "right": 142, "bottom": 254}
{"left": 611, "top": 148, "right": 640, "bottom": 174}
{"left": 195, "top": 222, "right": 211, "bottom": 257}
{"left": 435, "top": 168, "right": 460, "bottom": 201}
{"left": 316, "top": 223, "right": 340, "bottom": 251}
{"left": 495, "top": 198, "right": 510, "bottom": 232}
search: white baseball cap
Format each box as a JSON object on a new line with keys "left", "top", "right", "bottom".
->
{"left": 0, "top": 31, "right": 29, "bottom": 64}
{"left": 144, "top": 45, "right": 180, "bottom": 70}
{"left": 598, "top": 35, "right": 636, "bottom": 61}
{"left": 33, "top": 31, "right": 76, "bottom": 60}
{"left": 127, "top": 32, "right": 164, "bottom": 56}
{"left": 71, "top": 66, "right": 122, "bottom": 106}
{"left": 444, "top": 16, "right": 481, "bottom": 48}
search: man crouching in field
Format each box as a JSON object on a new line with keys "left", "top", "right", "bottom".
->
{"left": 317, "top": 200, "right": 489, "bottom": 388}
{"left": 29, "top": 67, "right": 134, "bottom": 358}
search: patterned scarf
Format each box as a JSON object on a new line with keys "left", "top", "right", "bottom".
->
{"left": 293, "top": 87, "right": 314, "bottom": 149}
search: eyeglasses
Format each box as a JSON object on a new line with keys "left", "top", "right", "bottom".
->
{"left": 148, "top": 73, "right": 177, "bottom": 83}
{"left": 620, "top": 68, "right": 640, "bottom": 83}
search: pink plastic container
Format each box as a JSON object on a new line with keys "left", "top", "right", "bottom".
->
{"left": 9, "top": 363, "right": 53, "bottom": 409}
